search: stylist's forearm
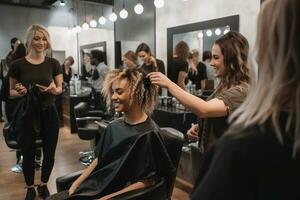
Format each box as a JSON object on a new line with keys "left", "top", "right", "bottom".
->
{"left": 52, "top": 87, "right": 62, "bottom": 95}
{"left": 167, "top": 81, "right": 209, "bottom": 117}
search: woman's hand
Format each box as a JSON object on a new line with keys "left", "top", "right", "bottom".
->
{"left": 41, "top": 81, "right": 57, "bottom": 94}
{"left": 68, "top": 181, "right": 79, "bottom": 195}
{"left": 148, "top": 56, "right": 157, "bottom": 67}
{"left": 15, "top": 83, "right": 27, "bottom": 95}
{"left": 187, "top": 123, "right": 199, "bottom": 142}
{"left": 148, "top": 72, "right": 173, "bottom": 89}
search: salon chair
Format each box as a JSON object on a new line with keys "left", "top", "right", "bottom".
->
{"left": 56, "top": 127, "right": 184, "bottom": 200}
{"left": 3, "top": 124, "right": 43, "bottom": 172}
{"left": 74, "top": 102, "right": 104, "bottom": 166}
{"left": 190, "top": 143, "right": 205, "bottom": 184}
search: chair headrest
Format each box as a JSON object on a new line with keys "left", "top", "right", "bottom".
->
{"left": 159, "top": 127, "right": 184, "bottom": 165}
{"left": 74, "top": 102, "right": 89, "bottom": 118}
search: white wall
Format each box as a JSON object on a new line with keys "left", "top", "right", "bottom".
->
{"left": 48, "top": 27, "right": 78, "bottom": 72}
{"left": 156, "top": 0, "right": 261, "bottom": 71}
{"left": 48, "top": 27, "right": 115, "bottom": 74}
{"left": 0, "top": 1, "right": 113, "bottom": 60}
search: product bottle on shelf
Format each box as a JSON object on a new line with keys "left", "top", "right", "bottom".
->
{"left": 69, "top": 75, "right": 75, "bottom": 95}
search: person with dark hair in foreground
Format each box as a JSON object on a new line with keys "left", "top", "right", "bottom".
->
{"left": 190, "top": 0, "right": 300, "bottom": 199}
{"left": 48, "top": 67, "right": 174, "bottom": 200}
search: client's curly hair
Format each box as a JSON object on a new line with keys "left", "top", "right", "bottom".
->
{"left": 102, "top": 67, "right": 158, "bottom": 115}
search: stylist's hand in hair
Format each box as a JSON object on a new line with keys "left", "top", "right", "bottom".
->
{"left": 15, "top": 83, "right": 27, "bottom": 95}
{"left": 148, "top": 72, "right": 172, "bottom": 89}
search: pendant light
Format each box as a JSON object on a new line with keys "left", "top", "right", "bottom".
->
{"left": 89, "top": 6, "right": 97, "bottom": 28}
{"left": 109, "top": 7, "right": 117, "bottom": 22}
{"left": 134, "top": 0, "right": 144, "bottom": 15}
{"left": 99, "top": 7, "right": 106, "bottom": 25}
{"left": 119, "top": 0, "right": 128, "bottom": 19}
{"left": 82, "top": 1, "right": 89, "bottom": 30}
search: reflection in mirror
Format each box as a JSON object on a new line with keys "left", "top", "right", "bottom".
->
{"left": 79, "top": 42, "right": 107, "bottom": 79}
{"left": 173, "top": 26, "right": 230, "bottom": 59}
{"left": 167, "top": 15, "right": 239, "bottom": 92}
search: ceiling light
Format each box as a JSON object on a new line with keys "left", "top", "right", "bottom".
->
{"left": 206, "top": 29, "right": 212, "bottom": 37}
{"left": 59, "top": 0, "right": 65, "bottom": 6}
{"left": 82, "top": 22, "right": 89, "bottom": 30}
{"left": 119, "top": 9, "right": 128, "bottom": 19}
{"left": 215, "top": 28, "right": 221, "bottom": 35}
{"left": 197, "top": 31, "right": 204, "bottom": 38}
{"left": 154, "top": 0, "right": 164, "bottom": 8}
{"left": 109, "top": 12, "right": 117, "bottom": 22}
{"left": 89, "top": 18, "right": 97, "bottom": 28}
{"left": 99, "top": 16, "right": 106, "bottom": 25}
{"left": 134, "top": 3, "right": 144, "bottom": 15}
{"left": 119, "top": 0, "right": 128, "bottom": 19}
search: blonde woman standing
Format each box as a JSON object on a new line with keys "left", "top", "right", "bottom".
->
{"left": 191, "top": 0, "right": 300, "bottom": 199}
{"left": 9, "top": 24, "right": 62, "bottom": 200}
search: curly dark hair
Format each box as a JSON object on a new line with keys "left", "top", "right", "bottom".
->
{"left": 102, "top": 67, "right": 158, "bottom": 115}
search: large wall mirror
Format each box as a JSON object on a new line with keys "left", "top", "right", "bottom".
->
{"left": 79, "top": 42, "right": 107, "bottom": 75}
{"left": 167, "top": 15, "right": 239, "bottom": 76}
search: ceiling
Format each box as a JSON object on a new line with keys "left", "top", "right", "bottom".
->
{"left": 0, "top": 0, "right": 114, "bottom": 9}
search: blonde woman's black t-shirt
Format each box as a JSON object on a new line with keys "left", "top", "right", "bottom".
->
{"left": 9, "top": 57, "right": 62, "bottom": 109}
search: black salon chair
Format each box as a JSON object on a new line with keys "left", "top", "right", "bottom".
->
{"left": 56, "top": 127, "right": 184, "bottom": 200}
{"left": 190, "top": 143, "right": 205, "bottom": 184}
{"left": 74, "top": 102, "right": 103, "bottom": 165}
{"left": 3, "top": 124, "right": 43, "bottom": 172}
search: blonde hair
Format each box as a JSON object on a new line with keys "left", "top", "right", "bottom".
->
{"left": 188, "top": 49, "right": 199, "bottom": 59}
{"left": 230, "top": 0, "right": 300, "bottom": 156}
{"left": 102, "top": 68, "right": 158, "bottom": 115}
{"left": 25, "top": 24, "right": 51, "bottom": 53}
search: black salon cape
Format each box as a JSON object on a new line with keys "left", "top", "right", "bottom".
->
{"left": 69, "top": 117, "right": 175, "bottom": 199}
{"left": 6, "top": 85, "right": 41, "bottom": 150}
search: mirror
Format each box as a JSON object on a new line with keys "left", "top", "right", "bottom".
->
{"left": 80, "top": 42, "right": 107, "bottom": 64}
{"left": 167, "top": 15, "right": 239, "bottom": 76}
{"left": 79, "top": 41, "right": 107, "bottom": 78}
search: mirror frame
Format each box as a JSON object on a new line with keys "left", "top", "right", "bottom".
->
{"left": 79, "top": 41, "right": 107, "bottom": 74}
{"left": 167, "top": 15, "right": 239, "bottom": 76}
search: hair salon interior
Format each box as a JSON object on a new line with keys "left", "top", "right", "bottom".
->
{"left": 1, "top": 0, "right": 299, "bottom": 200}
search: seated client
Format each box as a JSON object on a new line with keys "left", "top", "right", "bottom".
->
{"left": 48, "top": 67, "right": 174, "bottom": 200}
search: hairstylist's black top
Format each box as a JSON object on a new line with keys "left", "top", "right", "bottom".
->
{"left": 9, "top": 57, "right": 62, "bottom": 109}
{"left": 168, "top": 57, "right": 188, "bottom": 85}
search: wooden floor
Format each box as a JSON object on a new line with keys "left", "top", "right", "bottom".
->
{"left": 0, "top": 122, "right": 189, "bottom": 200}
